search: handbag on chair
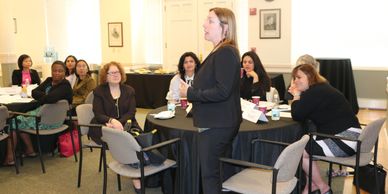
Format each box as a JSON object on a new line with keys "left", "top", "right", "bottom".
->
{"left": 126, "top": 127, "right": 167, "bottom": 166}
{"left": 353, "top": 164, "right": 386, "bottom": 194}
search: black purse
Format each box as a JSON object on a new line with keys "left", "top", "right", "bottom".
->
{"left": 127, "top": 128, "right": 167, "bottom": 166}
{"left": 353, "top": 164, "right": 386, "bottom": 194}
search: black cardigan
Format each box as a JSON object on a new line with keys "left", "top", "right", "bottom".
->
{"left": 12, "top": 69, "right": 41, "bottom": 86}
{"left": 240, "top": 76, "right": 270, "bottom": 101}
{"left": 291, "top": 83, "right": 360, "bottom": 135}
{"left": 32, "top": 77, "right": 73, "bottom": 106}
{"left": 92, "top": 83, "right": 139, "bottom": 127}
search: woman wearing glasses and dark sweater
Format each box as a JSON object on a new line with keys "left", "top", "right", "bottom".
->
{"left": 89, "top": 61, "right": 141, "bottom": 193}
{"left": 89, "top": 61, "right": 140, "bottom": 144}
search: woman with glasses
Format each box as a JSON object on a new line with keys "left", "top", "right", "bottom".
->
{"left": 90, "top": 61, "right": 141, "bottom": 193}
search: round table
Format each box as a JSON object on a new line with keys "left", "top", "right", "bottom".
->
{"left": 144, "top": 106, "right": 303, "bottom": 194}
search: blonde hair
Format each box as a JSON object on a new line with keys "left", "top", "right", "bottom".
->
{"left": 99, "top": 61, "right": 126, "bottom": 84}
{"left": 210, "top": 7, "right": 238, "bottom": 50}
{"left": 296, "top": 54, "right": 320, "bottom": 69}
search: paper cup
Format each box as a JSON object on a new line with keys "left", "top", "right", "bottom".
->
{"left": 252, "top": 96, "right": 260, "bottom": 106}
{"left": 180, "top": 98, "right": 188, "bottom": 109}
{"left": 258, "top": 105, "right": 267, "bottom": 113}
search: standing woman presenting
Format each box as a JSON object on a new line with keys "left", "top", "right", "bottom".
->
{"left": 180, "top": 7, "right": 241, "bottom": 194}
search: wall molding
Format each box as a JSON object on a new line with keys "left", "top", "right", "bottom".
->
{"left": 358, "top": 98, "right": 387, "bottom": 110}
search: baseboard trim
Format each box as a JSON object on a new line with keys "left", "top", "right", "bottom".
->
{"left": 358, "top": 98, "right": 387, "bottom": 110}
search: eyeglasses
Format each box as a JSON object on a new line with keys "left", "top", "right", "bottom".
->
{"left": 107, "top": 71, "right": 120, "bottom": 76}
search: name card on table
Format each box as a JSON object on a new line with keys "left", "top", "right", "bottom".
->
{"left": 242, "top": 108, "right": 268, "bottom": 123}
{"left": 241, "top": 98, "right": 268, "bottom": 123}
{"left": 185, "top": 103, "right": 193, "bottom": 117}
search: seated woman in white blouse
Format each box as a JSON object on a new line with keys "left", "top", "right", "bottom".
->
{"left": 166, "top": 52, "right": 201, "bottom": 102}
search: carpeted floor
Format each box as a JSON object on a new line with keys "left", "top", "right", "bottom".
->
{"left": 1, "top": 108, "right": 385, "bottom": 194}
{"left": 0, "top": 142, "right": 161, "bottom": 194}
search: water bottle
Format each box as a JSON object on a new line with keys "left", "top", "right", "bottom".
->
{"left": 25, "top": 78, "right": 30, "bottom": 87}
{"left": 271, "top": 94, "right": 280, "bottom": 120}
{"left": 167, "top": 99, "right": 176, "bottom": 112}
{"left": 20, "top": 79, "right": 29, "bottom": 98}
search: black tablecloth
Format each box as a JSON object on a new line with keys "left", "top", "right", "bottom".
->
{"left": 269, "top": 73, "right": 286, "bottom": 102}
{"left": 317, "top": 58, "right": 359, "bottom": 114}
{"left": 126, "top": 73, "right": 174, "bottom": 109}
{"left": 126, "top": 73, "right": 286, "bottom": 109}
{"left": 144, "top": 106, "right": 303, "bottom": 194}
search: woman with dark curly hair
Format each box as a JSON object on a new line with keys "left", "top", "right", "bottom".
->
{"left": 240, "top": 51, "right": 271, "bottom": 101}
{"left": 165, "top": 52, "right": 201, "bottom": 101}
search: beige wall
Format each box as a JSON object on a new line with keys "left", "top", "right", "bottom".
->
{"left": 248, "top": 0, "right": 292, "bottom": 72}
{"left": 100, "top": 0, "right": 132, "bottom": 66}
{"left": 0, "top": 0, "right": 46, "bottom": 66}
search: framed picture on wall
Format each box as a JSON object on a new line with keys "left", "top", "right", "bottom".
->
{"left": 260, "top": 9, "right": 281, "bottom": 39}
{"left": 108, "top": 22, "right": 123, "bottom": 47}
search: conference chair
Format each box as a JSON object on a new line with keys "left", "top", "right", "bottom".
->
{"left": 308, "top": 118, "right": 386, "bottom": 194}
{"left": 101, "top": 126, "right": 180, "bottom": 194}
{"left": 11, "top": 100, "right": 74, "bottom": 173}
{"left": 0, "top": 106, "right": 18, "bottom": 173}
{"left": 220, "top": 135, "right": 309, "bottom": 194}
{"left": 84, "top": 91, "right": 94, "bottom": 104}
{"left": 75, "top": 103, "right": 104, "bottom": 188}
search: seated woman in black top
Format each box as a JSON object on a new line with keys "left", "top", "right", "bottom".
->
{"left": 285, "top": 54, "right": 320, "bottom": 102}
{"left": 240, "top": 51, "right": 271, "bottom": 101}
{"left": 89, "top": 61, "right": 141, "bottom": 193}
{"left": 3, "top": 61, "right": 72, "bottom": 166}
{"left": 289, "top": 64, "right": 360, "bottom": 194}
{"left": 12, "top": 54, "right": 41, "bottom": 86}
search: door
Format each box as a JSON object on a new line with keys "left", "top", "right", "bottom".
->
{"left": 163, "top": 0, "right": 197, "bottom": 71}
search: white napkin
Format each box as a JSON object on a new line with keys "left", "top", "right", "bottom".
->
{"left": 153, "top": 110, "right": 175, "bottom": 119}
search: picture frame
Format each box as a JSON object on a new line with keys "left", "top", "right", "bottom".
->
{"left": 260, "top": 9, "right": 281, "bottom": 39}
{"left": 108, "top": 22, "right": 123, "bottom": 47}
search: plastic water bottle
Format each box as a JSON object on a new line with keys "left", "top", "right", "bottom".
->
{"left": 20, "top": 78, "right": 30, "bottom": 98}
{"left": 25, "top": 78, "right": 30, "bottom": 87}
{"left": 271, "top": 94, "right": 280, "bottom": 120}
{"left": 167, "top": 99, "right": 176, "bottom": 112}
